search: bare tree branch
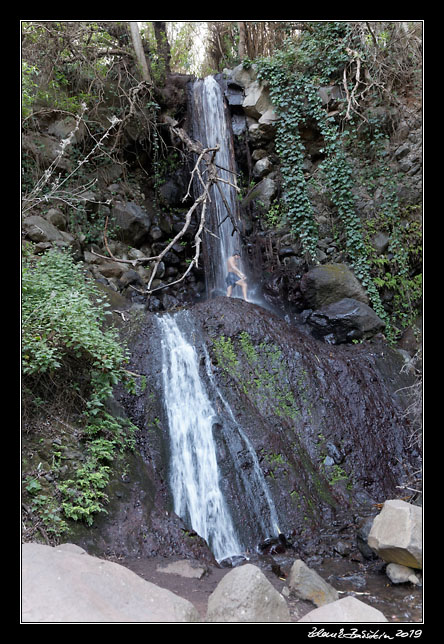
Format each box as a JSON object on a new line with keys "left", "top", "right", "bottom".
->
{"left": 91, "top": 116, "right": 241, "bottom": 299}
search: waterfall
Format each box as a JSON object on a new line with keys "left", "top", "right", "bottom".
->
{"left": 158, "top": 312, "right": 242, "bottom": 562}
{"left": 158, "top": 310, "right": 280, "bottom": 562}
{"left": 202, "top": 345, "right": 281, "bottom": 540}
{"left": 155, "top": 75, "right": 281, "bottom": 562}
{"left": 190, "top": 76, "right": 243, "bottom": 297}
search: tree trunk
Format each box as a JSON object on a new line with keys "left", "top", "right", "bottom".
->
{"left": 153, "top": 21, "right": 171, "bottom": 74}
{"left": 128, "top": 21, "right": 152, "bottom": 83}
{"left": 238, "top": 21, "right": 246, "bottom": 60}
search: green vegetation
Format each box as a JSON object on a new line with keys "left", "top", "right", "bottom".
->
{"left": 213, "top": 331, "right": 299, "bottom": 420}
{"left": 256, "top": 27, "right": 382, "bottom": 319}
{"left": 22, "top": 248, "right": 139, "bottom": 535}
{"left": 254, "top": 22, "right": 422, "bottom": 340}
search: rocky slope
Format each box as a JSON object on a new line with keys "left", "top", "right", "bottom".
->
{"left": 22, "top": 64, "right": 422, "bottom": 571}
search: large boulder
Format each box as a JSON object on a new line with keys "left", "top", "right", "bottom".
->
{"left": 298, "top": 596, "right": 387, "bottom": 623}
{"left": 111, "top": 201, "right": 153, "bottom": 246}
{"left": 287, "top": 559, "right": 339, "bottom": 607}
{"left": 22, "top": 543, "right": 200, "bottom": 623}
{"left": 307, "top": 297, "right": 386, "bottom": 344}
{"left": 300, "top": 263, "right": 369, "bottom": 309}
{"left": 206, "top": 563, "right": 290, "bottom": 622}
{"left": 22, "top": 215, "right": 65, "bottom": 243}
{"left": 367, "top": 499, "right": 422, "bottom": 569}
{"left": 242, "top": 81, "right": 275, "bottom": 120}
{"left": 230, "top": 63, "right": 258, "bottom": 90}
{"left": 241, "top": 176, "right": 277, "bottom": 212}
{"left": 22, "top": 132, "right": 72, "bottom": 171}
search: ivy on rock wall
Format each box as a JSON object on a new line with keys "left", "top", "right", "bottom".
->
{"left": 255, "top": 22, "right": 421, "bottom": 339}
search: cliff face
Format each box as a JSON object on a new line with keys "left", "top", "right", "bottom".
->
{"left": 66, "top": 296, "right": 418, "bottom": 560}
{"left": 22, "top": 61, "right": 421, "bottom": 555}
{"left": 190, "top": 298, "right": 419, "bottom": 550}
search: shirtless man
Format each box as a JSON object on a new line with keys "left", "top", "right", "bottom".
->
{"left": 225, "top": 251, "right": 248, "bottom": 301}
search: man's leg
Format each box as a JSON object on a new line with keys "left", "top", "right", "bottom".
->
{"left": 237, "top": 278, "right": 248, "bottom": 302}
{"left": 226, "top": 285, "right": 233, "bottom": 297}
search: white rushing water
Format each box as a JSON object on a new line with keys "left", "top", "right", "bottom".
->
{"left": 158, "top": 313, "right": 243, "bottom": 562}
{"left": 191, "top": 75, "right": 272, "bottom": 307}
{"left": 191, "top": 76, "right": 242, "bottom": 295}
{"left": 202, "top": 346, "right": 281, "bottom": 540}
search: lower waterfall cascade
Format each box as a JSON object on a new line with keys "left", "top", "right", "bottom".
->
{"left": 158, "top": 310, "right": 280, "bottom": 562}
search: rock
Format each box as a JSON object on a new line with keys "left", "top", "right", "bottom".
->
{"left": 334, "top": 541, "right": 351, "bottom": 557}
{"left": 253, "top": 156, "right": 272, "bottom": 179}
{"left": 45, "top": 208, "right": 68, "bottom": 231}
{"left": 158, "top": 171, "right": 188, "bottom": 207}
{"left": 225, "top": 83, "right": 244, "bottom": 107}
{"left": 395, "top": 143, "right": 411, "bottom": 160}
{"left": 367, "top": 499, "right": 422, "bottom": 569}
{"left": 252, "top": 149, "right": 267, "bottom": 161}
{"left": 318, "top": 85, "right": 345, "bottom": 105}
{"left": 95, "top": 261, "right": 128, "bottom": 279}
{"left": 307, "top": 298, "right": 386, "bottom": 343}
{"left": 386, "top": 563, "right": 420, "bottom": 585}
{"left": 356, "top": 516, "right": 378, "bottom": 560}
{"left": 22, "top": 215, "right": 65, "bottom": 243}
{"left": 242, "top": 81, "right": 273, "bottom": 120}
{"left": 259, "top": 108, "right": 278, "bottom": 127}
{"left": 119, "top": 269, "right": 145, "bottom": 289}
{"left": 157, "top": 560, "right": 207, "bottom": 579}
{"left": 241, "top": 176, "right": 277, "bottom": 211}
{"left": 300, "top": 263, "right": 369, "bottom": 309}
{"left": 298, "top": 596, "right": 388, "bottom": 623}
{"left": 248, "top": 120, "right": 276, "bottom": 144}
{"left": 149, "top": 225, "right": 163, "bottom": 241}
{"left": 371, "top": 232, "right": 390, "bottom": 255}
{"left": 231, "top": 113, "right": 247, "bottom": 136}
{"left": 111, "top": 201, "right": 152, "bottom": 246}
{"left": 22, "top": 132, "right": 72, "bottom": 171}
{"left": 47, "top": 116, "right": 86, "bottom": 144}
{"left": 206, "top": 563, "right": 290, "bottom": 622}
{"left": 22, "top": 543, "right": 200, "bottom": 622}
{"left": 287, "top": 559, "right": 339, "bottom": 607}
{"left": 230, "top": 63, "right": 258, "bottom": 90}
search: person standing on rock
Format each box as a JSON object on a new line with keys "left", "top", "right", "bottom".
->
{"left": 226, "top": 251, "right": 249, "bottom": 301}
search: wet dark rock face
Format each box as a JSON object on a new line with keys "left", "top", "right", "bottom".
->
{"left": 189, "top": 298, "right": 418, "bottom": 553}
{"left": 91, "top": 296, "right": 419, "bottom": 561}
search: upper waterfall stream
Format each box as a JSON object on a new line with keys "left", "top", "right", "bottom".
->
{"left": 190, "top": 76, "right": 243, "bottom": 298}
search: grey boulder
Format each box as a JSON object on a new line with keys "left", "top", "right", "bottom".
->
{"left": 300, "top": 263, "right": 369, "bottom": 309}
{"left": 298, "top": 595, "right": 387, "bottom": 623}
{"left": 368, "top": 499, "right": 422, "bottom": 569}
{"left": 22, "top": 543, "right": 200, "bottom": 623}
{"left": 206, "top": 563, "right": 290, "bottom": 622}
{"left": 287, "top": 559, "right": 339, "bottom": 607}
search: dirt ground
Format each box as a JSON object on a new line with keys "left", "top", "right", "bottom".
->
{"left": 117, "top": 554, "right": 423, "bottom": 623}
{"left": 120, "top": 554, "right": 313, "bottom": 621}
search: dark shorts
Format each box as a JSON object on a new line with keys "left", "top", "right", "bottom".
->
{"left": 226, "top": 272, "right": 240, "bottom": 287}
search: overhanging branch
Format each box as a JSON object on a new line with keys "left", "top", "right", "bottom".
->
{"left": 91, "top": 116, "right": 240, "bottom": 299}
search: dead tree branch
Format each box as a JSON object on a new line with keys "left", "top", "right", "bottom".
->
{"left": 92, "top": 116, "right": 240, "bottom": 298}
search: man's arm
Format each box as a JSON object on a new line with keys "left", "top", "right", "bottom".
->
{"left": 228, "top": 256, "right": 245, "bottom": 279}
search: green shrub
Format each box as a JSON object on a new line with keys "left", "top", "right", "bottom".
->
{"left": 22, "top": 247, "right": 138, "bottom": 533}
{"left": 22, "top": 247, "right": 128, "bottom": 382}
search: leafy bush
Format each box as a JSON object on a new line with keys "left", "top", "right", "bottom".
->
{"left": 22, "top": 247, "right": 128, "bottom": 384}
{"left": 22, "top": 247, "right": 138, "bottom": 533}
